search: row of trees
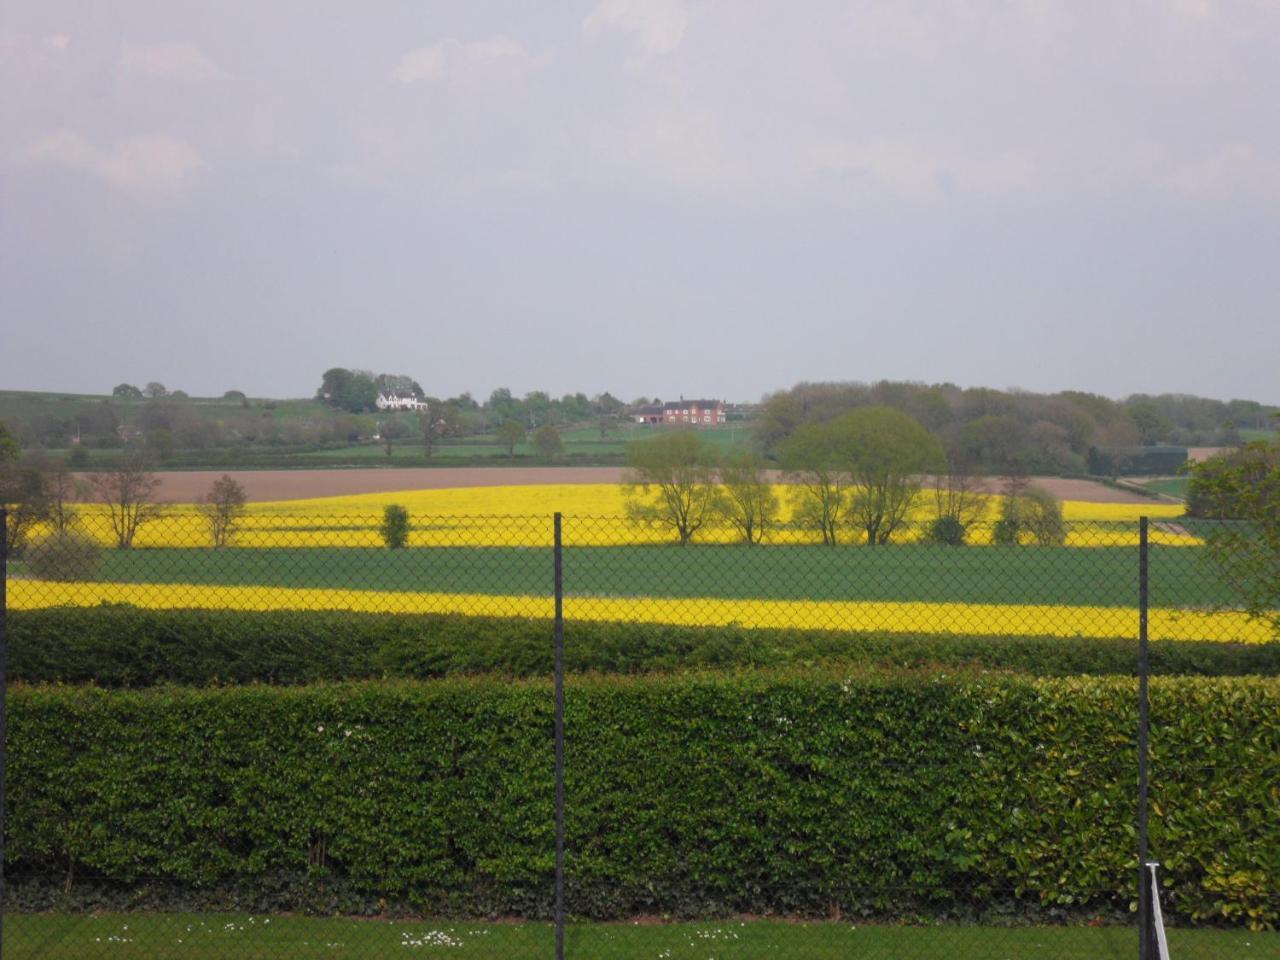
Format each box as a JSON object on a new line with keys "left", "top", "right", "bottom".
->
{"left": 316, "top": 368, "right": 631, "bottom": 429}
{"left": 756, "top": 381, "right": 1276, "bottom": 476}
{"left": 2, "top": 430, "right": 250, "bottom": 568}
{"left": 623, "top": 408, "right": 1066, "bottom": 547}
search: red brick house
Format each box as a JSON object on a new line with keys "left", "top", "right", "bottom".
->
{"left": 662, "top": 399, "right": 726, "bottom": 425}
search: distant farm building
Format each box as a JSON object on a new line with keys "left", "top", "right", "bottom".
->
{"left": 376, "top": 392, "right": 427, "bottom": 412}
{"left": 665, "top": 400, "right": 726, "bottom": 425}
{"left": 630, "top": 399, "right": 728, "bottom": 425}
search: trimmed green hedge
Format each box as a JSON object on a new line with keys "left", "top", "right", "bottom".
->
{"left": 8, "top": 606, "right": 1280, "bottom": 686}
{"left": 7, "top": 673, "right": 1277, "bottom": 925}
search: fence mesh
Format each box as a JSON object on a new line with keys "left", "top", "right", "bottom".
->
{"left": 2, "top": 510, "right": 1277, "bottom": 959}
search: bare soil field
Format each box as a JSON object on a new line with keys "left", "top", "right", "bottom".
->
{"left": 130, "top": 467, "right": 1156, "bottom": 505}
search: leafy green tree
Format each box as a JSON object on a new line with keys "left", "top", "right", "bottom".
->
{"left": 317, "top": 368, "right": 378, "bottom": 413}
{"left": 419, "top": 400, "right": 461, "bottom": 460}
{"left": 496, "top": 420, "right": 526, "bottom": 462}
{"left": 146, "top": 427, "right": 175, "bottom": 460}
{"left": 144, "top": 382, "right": 168, "bottom": 399}
{"left": 0, "top": 420, "right": 18, "bottom": 463}
{"left": 76, "top": 401, "right": 120, "bottom": 440}
{"left": 1187, "top": 441, "right": 1280, "bottom": 519}
{"left": 532, "top": 425, "right": 564, "bottom": 462}
{"left": 0, "top": 462, "right": 51, "bottom": 554}
{"left": 1128, "top": 400, "right": 1171, "bottom": 444}
{"left": 381, "top": 418, "right": 411, "bottom": 457}
{"left": 715, "top": 446, "right": 779, "bottom": 545}
{"left": 380, "top": 504, "right": 410, "bottom": 549}
{"left": 112, "top": 383, "right": 143, "bottom": 399}
{"left": 1187, "top": 440, "right": 1280, "bottom": 636}
{"left": 841, "top": 407, "right": 944, "bottom": 546}
{"left": 624, "top": 431, "right": 718, "bottom": 545}
{"left": 779, "top": 421, "right": 848, "bottom": 545}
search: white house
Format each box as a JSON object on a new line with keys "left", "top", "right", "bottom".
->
{"left": 376, "top": 392, "right": 427, "bottom": 412}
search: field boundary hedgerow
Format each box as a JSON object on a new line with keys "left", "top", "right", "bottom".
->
{"left": 9, "top": 608, "right": 1279, "bottom": 686}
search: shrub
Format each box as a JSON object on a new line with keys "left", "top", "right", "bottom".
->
{"left": 22, "top": 532, "right": 102, "bottom": 582}
{"left": 379, "top": 504, "right": 410, "bottom": 549}
{"left": 927, "top": 516, "right": 967, "bottom": 545}
{"left": 1020, "top": 486, "right": 1066, "bottom": 546}
{"left": 7, "top": 607, "right": 1278, "bottom": 686}
{"left": 6, "top": 674, "right": 1277, "bottom": 925}
{"left": 993, "top": 517, "right": 1020, "bottom": 545}
{"left": 997, "top": 487, "right": 1066, "bottom": 546}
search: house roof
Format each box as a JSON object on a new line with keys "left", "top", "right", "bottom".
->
{"left": 662, "top": 400, "right": 721, "bottom": 411}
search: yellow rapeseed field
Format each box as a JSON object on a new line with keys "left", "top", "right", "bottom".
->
{"left": 13, "top": 485, "right": 1255, "bottom": 642}
{"left": 57, "top": 484, "right": 1189, "bottom": 549}
{"left": 9, "top": 580, "right": 1272, "bottom": 644}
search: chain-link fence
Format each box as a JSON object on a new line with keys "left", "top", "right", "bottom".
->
{"left": 1, "top": 509, "right": 1277, "bottom": 959}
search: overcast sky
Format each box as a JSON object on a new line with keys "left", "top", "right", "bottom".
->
{"left": 2, "top": 1, "right": 1278, "bottom": 404}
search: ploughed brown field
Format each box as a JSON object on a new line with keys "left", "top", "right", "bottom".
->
{"left": 93, "top": 467, "right": 1159, "bottom": 505}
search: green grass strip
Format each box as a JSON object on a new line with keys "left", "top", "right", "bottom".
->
{"left": 2, "top": 912, "right": 1272, "bottom": 959}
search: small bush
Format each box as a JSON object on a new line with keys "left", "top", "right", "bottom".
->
{"left": 379, "top": 504, "right": 410, "bottom": 549}
{"left": 997, "top": 487, "right": 1066, "bottom": 546}
{"left": 23, "top": 531, "right": 102, "bottom": 582}
{"left": 927, "top": 516, "right": 967, "bottom": 545}
{"left": 993, "top": 517, "right": 1020, "bottom": 545}
{"left": 1021, "top": 486, "right": 1066, "bottom": 546}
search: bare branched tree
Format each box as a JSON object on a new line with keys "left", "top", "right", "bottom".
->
{"left": 88, "top": 451, "right": 162, "bottom": 549}
{"left": 199, "top": 474, "right": 247, "bottom": 547}
{"left": 46, "top": 462, "right": 86, "bottom": 534}
{"left": 932, "top": 443, "right": 989, "bottom": 528}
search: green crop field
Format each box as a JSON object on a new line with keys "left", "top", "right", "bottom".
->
{"left": 13, "top": 542, "right": 1228, "bottom": 608}
{"left": 1141, "top": 476, "right": 1190, "bottom": 500}
{"left": 308, "top": 423, "right": 749, "bottom": 463}
{"left": 1240, "top": 426, "right": 1279, "bottom": 442}
{"left": 2, "top": 913, "right": 1271, "bottom": 960}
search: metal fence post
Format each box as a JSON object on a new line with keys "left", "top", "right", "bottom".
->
{"left": 1, "top": 508, "right": 8, "bottom": 958}
{"left": 553, "top": 512, "right": 566, "bottom": 960}
{"left": 1137, "top": 515, "right": 1151, "bottom": 960}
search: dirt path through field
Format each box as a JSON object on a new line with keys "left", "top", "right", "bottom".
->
{"left": 132, "top": 467, "right": 1156, "bottom": 505}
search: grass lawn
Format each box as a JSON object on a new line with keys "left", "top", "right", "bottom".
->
{"left": 34, "top": 543, "right": 1229, "bottom": 608}
{"left": 4, "top": 913, "right": 1274, "bottom": 959}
